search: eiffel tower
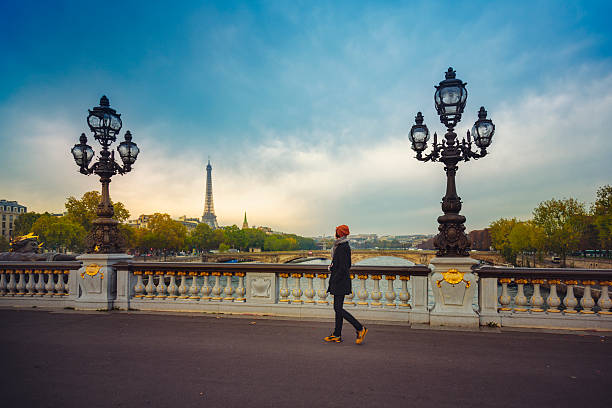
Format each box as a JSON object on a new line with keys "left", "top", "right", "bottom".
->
{"left": 202, "top": 159, "right": 219, "bottom": 229}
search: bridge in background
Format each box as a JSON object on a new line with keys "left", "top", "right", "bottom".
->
{"left": 200, "top": 249, "right": 505, "bottom": 265}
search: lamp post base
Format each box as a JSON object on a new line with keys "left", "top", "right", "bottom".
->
{"left": 84, "top": 217, "right": 126, "bottom": 254}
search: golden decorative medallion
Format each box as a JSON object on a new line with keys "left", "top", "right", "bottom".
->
{"left": 85, "top": 264, "right": 101, "bottom": 276}
{"left": 437, "top": 269, "right": 470, "bottom": 288}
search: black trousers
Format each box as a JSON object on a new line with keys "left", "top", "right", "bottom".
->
{"left": 333, "top": 294, "right": 363, "bottom": 336}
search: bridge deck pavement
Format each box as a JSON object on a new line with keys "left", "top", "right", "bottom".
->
{"left": 0, "top": 309, "right": 610, "bottom": 408}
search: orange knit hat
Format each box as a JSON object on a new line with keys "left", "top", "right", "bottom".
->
{"left": 336, "top": 224, "right": 350, "bottom": 237}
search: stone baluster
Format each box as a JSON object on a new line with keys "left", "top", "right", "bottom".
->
{"left": 546, "top": 279, "right": 561, "bottom": 313}
{"left": 167, "top": 272, "right": 178, "bottom": 299}
{"left": 0, "top": 270, "right": 7, "bottom": 296}
{"left": 44, "top": 270, "right": 55, "bottom": 296}
{"left": 345, "top": 274, "right": 355, "bottom": 306}
{"left": 145, "top": 271, "right": 156, "bottom": 299}
{"left": 25, "top": 270, "right": 36, "bottom": 296}
{"left": 189, "top": 272, "right": 201, "bottom": 300}
{"left": 199, "top": 272, "right": 212, "bottom": 300}
{"left": 370, "top": 275, "right": 383, "bottom": 307}
{"left": 16, "top": 270, "right": 26, "bottom": 296}
{"left": 513, "top": 279, "right": 528, "bottom": 312}
{"left": 303, "top": 273, "right": 315, "bottom": 304}
{"left": 235, "top": 272, "right": 246, "bottom": 302}
{"left": 279, "top": 273, "right": 290, "bottom": 302}
{"left": 316, "top": 273, "right": 329, "bottom": 305}
{"left": 384, "top": 275, "right": 397, "bottom": 307}
{"left": 211, "top": 272, "right": 222, "bottom": 301}
{"left": 597, "top": 281, "right": 612, "bottom": 315}
{"left": 177, "top": 272, "right": 188, "bottom": 299}
{"left": 7, "top": 270, "right": 17, "bottom": 296}
{"left": 563, "top": 280, "right": 578, "bottom": 314}
{"left": 529, "top": 279, "right": 545, "bottom": 312}
{"left": 399, "top": 275, "right": 411, "bottom": 308}
{"left": 357, "top": 274, "right": 369, "bottom": 306}
{"left": 54, "top": 270, "right": 65, "bottom": 296}
{"left": 223, "top": 272, "right": 234, "bottom": 301}
{"left": 133, "top": 271, "right": 145, "bottom": 298}
{"left": 155, "top": 272, "right": 167, "bottom": 299}
{"left": 63, "top": 270, "right": 71, "bottom": 296}
{"left": 580, "top": 280, "right": 596, "bottom": 314}
{"left": 291, "top": 273, "right": 303, "bottom": 304}
{"left": 498, "top": 278, "right": 512, "bottom": 311}
{"left": 35, "top": 270, "right": 45, "bottom": 296}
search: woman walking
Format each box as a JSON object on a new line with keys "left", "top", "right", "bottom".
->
{"left": 324, "top": 224, "right": 368, "bottom": 344}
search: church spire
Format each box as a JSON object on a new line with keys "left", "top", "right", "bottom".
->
{"left": 242, "top": 211, "right": 249, "bottom": 229}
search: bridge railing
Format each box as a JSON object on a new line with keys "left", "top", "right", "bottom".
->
{"left": 475, "top": 266, "right": 612, "bottom": 329}
{"left": 112, "top": 262, "right": 432, "bottom": 323}
{"left": 0, "top": 262, "right": 81, "bottom": 305}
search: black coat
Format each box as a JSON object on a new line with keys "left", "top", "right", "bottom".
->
{"left": 328, "top": 242, "right": 352, "bottom": 296}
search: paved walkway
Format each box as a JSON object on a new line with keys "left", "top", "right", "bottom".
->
{"left": 0, "top": 309, "right": 610, "bottom": 408}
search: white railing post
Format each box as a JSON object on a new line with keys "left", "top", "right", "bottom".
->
{"left": 316, "top": 273, "right": 329, "bottom": 305}
{"left": 546, "top": 279, "right": 561, "bottom": 313}
{"left": 0, "top": 270, "right": 7, "bottom": 295}
{"left": 384, "top": 275, "right": 397, "bottom": 308}
{"left": 223, "top": 272, "right": 234, "bottom": 301}
{"left": 6, "top": 270, "right": 16, "bottom": 296}
{"left": 199, "top": 272, "right": 212, "bottom": 300}
{"left": 356, "top": 274, "right": 369, "bottom": 307}
{"left": 580, "top": 280, "right": 595, "bottom": 314}
{"left": 478, "top": 276, "right": 499, "bottom": 326}
{"left": 530, "top": 279, "right": 545, "bottom": 312}
{"left": 563, "top": 280, "right": 578, "bottom": 314}
{"left": 167, "top": 272, "right": 178, "bottom": 299}
{"left": 279, "top": 273, "right": 290, "bottom": 303}
{"left": 177, "top": 272, "right": 188, "bottom": 299}
{"left": 411, "top": 275, "right": 429, "bottom": 324}
{"left": 370, "top": 275, "right": 383, "bottom": 307}
{"left": 498, "top": 278, "right": 512, "bottom": 311}
{"left": 155, "top": 272, "right": 167, "bottom": 299}
{"left": 211, "top": 272, "right": 222, "bottom": 301}
{"left": 25, "top": 269, "right": 36, "bottom": 296}
{"left": 598, "top": 281, "right": 612, "bottom": 315}
{"left": 145, "top": 271, "right": 156, "bottom": 299}
{"left": 398, "top": 276, "right": 411, "bottom": 308}
{"left": 291, "top": 273, "right": 303, "bottom": 304}
{"left": 235, "top": 272, "right": 246, "bottom": 302}
{"left": 514, "top": 278, "right": 528, "bottom": 312}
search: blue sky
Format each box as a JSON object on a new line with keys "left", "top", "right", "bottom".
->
{"left": 1, "top": 0, "right": 611, "bottom": 236}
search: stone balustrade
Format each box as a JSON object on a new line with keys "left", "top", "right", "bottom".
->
{"left": 0, "top": 262, "right": 81, "bottom": 307}
{"left": 476, "top": 266, "right": 612, "bottom": 330}
{"left": 1, "top": 259, "right": 611, "bottom": 330}
{"left": 113, "top": 262, "right": 431, "bottom": 323}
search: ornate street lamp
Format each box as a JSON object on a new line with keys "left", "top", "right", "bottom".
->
{"left": 71, "top": 96, "right": 140, "bottom": 253}
{"left": 410, "top": 68, "right": 495, "bottom": 256}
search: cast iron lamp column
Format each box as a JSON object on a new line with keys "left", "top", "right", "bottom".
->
{"left": 409, "top": 68, "right": 495, "bottom": 257}
{"left": 71, "top": 96, "right": 140, "bottom": 253}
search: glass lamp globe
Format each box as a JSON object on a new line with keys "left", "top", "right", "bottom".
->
{"left": 117, "top": 131, "right": 140, "bottom": 165}
{"left": 471, "top": 107, "right": 495, "bottom": 149}
{"left": 409, "top": 112, "right": 430, "bottom": 152}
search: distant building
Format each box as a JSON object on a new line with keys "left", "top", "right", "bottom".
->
{"left": 0, "top": 199, "right": 27, "bottom": 239}
{"left": 178, "top": 215, "right": 200, "bottom": 231}
{"left": 131, "top": 214, "right": 152, "bottom": 229}
{"left": 242, "top": 212, "right": 249, "bottom": 229}
{"left": 202, "top": 160, "right": 219, "bottom": 229}
{"left": 257, "top": 226, "right": 273, "bottom": 234}
{"left": 468, "top": 229, "right": 492, "bottom": 251}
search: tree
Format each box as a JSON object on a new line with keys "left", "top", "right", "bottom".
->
{"left": 65, "top": 191, "right": 130, "bottom": 231}
{"left": 190, "top": 223, "right": 214, "bottom": 252}
{"left": 489, "top": 218, "right": 518, "bottom": 264}
{"left": 533, "top": 198, "right": 586, "bottom": 266}
{"left": 590, "top": 185, "right": 612, "bottom": 251}
{"left": 508, "top": 221, "right": 545, "bottom": 267}
{"left": 31, "top": 214, "right": 86, "bottom": 253}
{"left": 13, "top": 212, "right": 43, "bottom": 236}
{"left": 142, "top": 213, "right": 187, "bottom": 256}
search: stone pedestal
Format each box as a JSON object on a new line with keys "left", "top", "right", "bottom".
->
{"left": 429, "top": 256, "right": 479, "bottom": 328}
{"left": 75, "top": 253, "right": 132, "bottom": 310}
